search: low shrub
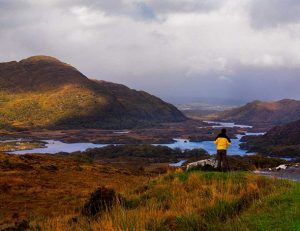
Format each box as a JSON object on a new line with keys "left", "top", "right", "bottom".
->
{"left": 82, "top": 187, "right": 125, "bottom": 217}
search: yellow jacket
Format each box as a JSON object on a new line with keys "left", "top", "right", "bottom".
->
{"left": 214, "top": 137, "right": 231, "bottom": 150}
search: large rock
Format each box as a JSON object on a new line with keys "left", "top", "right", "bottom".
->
{"left": 186, "top": 158, "right": 217, "bottom": 170}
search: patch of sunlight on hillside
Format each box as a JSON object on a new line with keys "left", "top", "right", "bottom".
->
{"left": 0, "top": 85, "right": 110, "bottom": 128}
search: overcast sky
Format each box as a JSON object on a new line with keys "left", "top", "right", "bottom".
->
{"left": 1, "top": 0, "right": 300, "bottom": 104}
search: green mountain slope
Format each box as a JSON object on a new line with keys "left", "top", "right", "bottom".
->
{"left": 0, "top": 56, "right": 186, "bottom": 129}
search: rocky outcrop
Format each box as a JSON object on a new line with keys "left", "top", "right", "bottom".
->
{"left": 186, "top": 158, "right": 217, "bottom": 170}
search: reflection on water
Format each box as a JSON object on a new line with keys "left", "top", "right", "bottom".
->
{"left": 11, "top": 137, "right": 251, "bottom": 155}
{"left": 158, "top": 138, "right": 248, "bottom": 155}
{"left": 9, "top": 122, "right": 264, "bottom": 155}
{"left": 169, "top": 160, "right": 186, "bottom": 167}
{"left": 12, "top": 140, "right": 107, "bottom": 154}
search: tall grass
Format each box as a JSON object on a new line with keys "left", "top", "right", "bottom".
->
{"left": 30, "top": 171, "right": 298, "bottom": 231}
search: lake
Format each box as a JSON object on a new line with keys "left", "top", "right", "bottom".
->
{"left": 12, "top": 140, "right": 107, "bottom": 154}
{"left": 158, "top": 137, "right": 248, "bottom": 155}
{"left": 157, "top": 131, "right": 264, "bottom": 155}
{"left": 12, "top": 136, "right": 255, "bottom": 155}
{"left": 10, "top": 121, "right": 263, "bottom": 155}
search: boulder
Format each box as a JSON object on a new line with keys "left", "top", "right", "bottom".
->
{"left": 186, "top": 158, "right": 217, "bottom": 170}
{"left": 276, "top": 164, "right": 288, "bottom": 170}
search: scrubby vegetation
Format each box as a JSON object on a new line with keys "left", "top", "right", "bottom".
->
{"left": 77, "top": 144, "right": 210, "bottom": 162}
{"left": 240, "top": 118, "right": 300, "bottom": 158}
{"left": 24, "top": 171, "right": 300, "bottom": 231}
{"left": 225, "top": 155, "right": 288, "bottom": 170}
{"left": 72, "top": 144, "right": 287, "bottom": 171}
{"left": 0, "top": 140, "right": 45, "bottom": 152}
{"left": 0, "top": 146, "right": 297, "bottom": 230}
{"left": 241, "top": 135, "right": 300, "bottom": 158}
{"left": 0, "top": 153, "right": 150, "bottom": 229}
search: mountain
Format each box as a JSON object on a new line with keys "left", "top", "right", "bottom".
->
{"left": 0, "top": 55, "right": 186, "bottom": 129}
{"left": 240, "top": 119, "right": 300, "bottom": 158}
{"left": 214, "top": 99, "right": 300, "bottom": 127}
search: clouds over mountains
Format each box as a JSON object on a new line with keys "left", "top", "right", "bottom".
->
{"left": 1, "top": 0, "right": 300, "bottom": 103}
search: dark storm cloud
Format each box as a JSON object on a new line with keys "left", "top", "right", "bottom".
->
{"left": 249, "top": 0, "right": 300, "bottom": 29}
{"left": 154, "top": 67, "right": 300, "bottom": 104}
{"left": 225, "top": 67, "right": 300, "bottom": 101}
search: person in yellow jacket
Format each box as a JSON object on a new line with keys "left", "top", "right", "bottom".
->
{"left": 214, "top": 128, "right": 231, "bottom": 171}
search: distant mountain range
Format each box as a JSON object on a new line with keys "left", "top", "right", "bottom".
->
{"left": 0, "top": 56, "right": 186, "bottom": 130}
{"left": 241, "top": 119, "right": 300, "bottom": 158}
{"left": 213, "top": 99, "right": 300, "bottom": 127}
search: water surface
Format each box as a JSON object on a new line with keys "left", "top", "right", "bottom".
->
{"left": 10, "top": 122, "right": 263, "bottom": 155}
{"left": 11, "top": 138, "right": 250, "bottom": 155}
{"left": 158, "top": 138, "right": 248, "bottom": 155}
{"left": 12, "top": 140, "right": 107, "bottom": 154}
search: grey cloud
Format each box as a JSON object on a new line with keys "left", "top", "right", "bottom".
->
{"left": 249, "top": 0, "right": 300, "bottom": 29}
{"left": 51, "top": 0, "right": 226, "bottom": 21}
{"left": 156, "top": 67, "right": 300, "bottom": 104}
{"left": 1, "top": 0, "right": 300, "bottom": 105}
{"left": 0, "top": 1, "right": 61, "bottom": 29}
{"left": 0, "top": 0, "right": 226, "bottom": 30}
{"left": 133, "top": 0, "right": 225, "bottom": 21}
{"left": 144, "top": 0, "right": 224, "bottom": 14}
{"left": 0, "top": 0, "right": 28, "bottom": 10}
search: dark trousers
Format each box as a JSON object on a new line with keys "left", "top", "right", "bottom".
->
{"left": 217, "top": 149, "right": 229, "bottom": 172}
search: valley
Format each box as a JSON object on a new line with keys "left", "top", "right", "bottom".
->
{"left": 0, "top": 119, "right": 264, "bottom": 156}
{"left": 2, "top": 1, "right": 300, "bottom": 229}
{"left": 0, "top": 56, "right": 300, "bottom": 230}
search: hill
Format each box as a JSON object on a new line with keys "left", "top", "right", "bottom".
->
{"left": 0, "top": 56, "right": 186, "bottom": 129}
{"left": 241, "top": 119, "right": 300, "bottom": 157}
{"left": 214, "top": 99, "right": 300, "bottom": 128}
{"left": 1, "top": 152, "right": 299, "bottom": 230}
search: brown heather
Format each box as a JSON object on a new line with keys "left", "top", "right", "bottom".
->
{"left": 26, "top": 170, "right": 294, "bottom": 230}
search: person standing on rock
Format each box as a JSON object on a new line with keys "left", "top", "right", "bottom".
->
{"left": 214, "top": 128, "right": 231, "bottom": 171}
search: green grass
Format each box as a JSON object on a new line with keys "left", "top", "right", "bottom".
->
{"left": 26, "top": 170, "right": 300, "bottom": 231}
{"left": 176, "top": 170, "right": 248, "bottom": 183}
{"left": 222, "top": 181, "right": 300, "bottom": 231}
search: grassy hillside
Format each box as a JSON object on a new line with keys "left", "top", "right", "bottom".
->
{"left": 0, "top": 153, "right": 151, "bottom": 228}
{"left": 214, "top": 99, "right": 300, "bottom": 128}
{"left": 0, "top": 56, "right": 186, "bottom": 130}
{"left": 28, "top": 172, "right": 300, "bottom": 231}
{"left": 1, "top": 152, "right": 298, "bottom": 231}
